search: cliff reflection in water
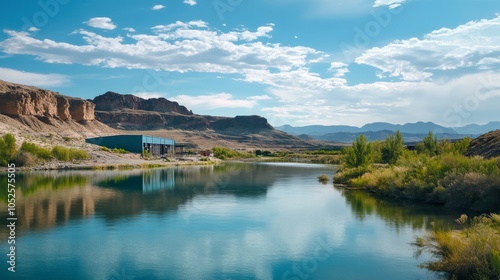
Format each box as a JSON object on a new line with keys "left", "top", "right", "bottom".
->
{"left": 0, "top": 163, "right": 279, "bottom": 238}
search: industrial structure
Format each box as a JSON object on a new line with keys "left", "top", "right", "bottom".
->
{"left": 86, "top": 135, "right": 175, "bottom": 157}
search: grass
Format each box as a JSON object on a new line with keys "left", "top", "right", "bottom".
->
{"left": 414, "top": 213, "right": 500, "bottom": 279}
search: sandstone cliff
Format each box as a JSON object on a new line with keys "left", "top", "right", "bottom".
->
{"left": 0, "top": 80, "right": 95, "bottom": 122}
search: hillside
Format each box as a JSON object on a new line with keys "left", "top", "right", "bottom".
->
{"left": 465, "top": 130, "right": 500, "bottom": 159}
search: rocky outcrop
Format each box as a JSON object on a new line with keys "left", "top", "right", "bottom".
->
{"left": 92, "top": 92, "right": 274, "bottom": 134}
{"left": 93, "top": 91, "right": 192, "bottom": 115}
{"left": 0, "top": 80, "right": 95, "bottom": 122}
{"left": 212, "top": 115, "right": 273, "bottom": 133}
{"left": 466, "top": 130, "right": 500, "bottom": 159}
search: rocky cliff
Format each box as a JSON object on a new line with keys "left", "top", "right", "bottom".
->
{"left": 0, "top": 80, "right": 95, "bottom": 122}
{"left": 92, "top": 92, "right": 275, "bottom": 134}
{"left": 93, "top": 91, "right": 192, "bottom": 115}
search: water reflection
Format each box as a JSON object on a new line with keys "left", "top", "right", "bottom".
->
{"left": 0, "top": 163, "right": 293, "bottom": 238}
{"left": 340, "top": 188, "right": 474, "bottom": 231}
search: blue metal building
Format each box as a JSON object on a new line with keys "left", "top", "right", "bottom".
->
{"left": 86, "top": 135, "right": 175, "bottom": 157}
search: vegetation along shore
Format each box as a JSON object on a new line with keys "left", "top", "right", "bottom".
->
{"left": 334, "top": 130, "right": 500, "bottom": 279}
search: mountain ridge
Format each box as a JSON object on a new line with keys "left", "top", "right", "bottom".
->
{"left": 277, "top": 121, "right": 500, "bottom": 142}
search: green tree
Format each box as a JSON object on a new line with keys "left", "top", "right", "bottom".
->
{"left": 0, "top": 134, "right": 17, "bottom": 166}
{"left": 418, "top": 131, "right": 438, "bottom": 156}
{"left": 381, "top": 130, "right": 405, "bottom": 164}
{"left": 345, "top": 134, "right": 374, "bottom": 168}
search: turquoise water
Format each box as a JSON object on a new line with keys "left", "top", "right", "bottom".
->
{"left": 0, "top": 162, "right": 459, "bottom": 279}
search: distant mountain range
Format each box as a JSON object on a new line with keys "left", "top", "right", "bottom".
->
{"left": 276, "top": 121, "right": 500, "bottom": 143}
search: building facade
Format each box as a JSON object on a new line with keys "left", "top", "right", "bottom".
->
{"left": 86, "top": 135, "right": 175, "bottom": 157}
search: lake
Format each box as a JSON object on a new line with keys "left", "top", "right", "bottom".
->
{"left": 0, "top": 162, "right": 463, "bottom": 279}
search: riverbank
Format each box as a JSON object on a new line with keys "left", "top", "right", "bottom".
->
{"left": 332, "top": 132, "right": 500, "bottom": 279}
{"left": 1, "top": 152, "right": 221, "bottom": 171}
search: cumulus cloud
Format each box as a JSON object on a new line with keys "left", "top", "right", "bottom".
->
{"left": 152, "top": 5, "right": 165, "bottom": 10}
{"left": 0, "top": 22, "right": 327, "bottom": 93}
{"left": 183, "top": 0, "right": 197, "bottom": 5}
{"left": 84, "top": 17, "right": 117, "bottom": 30}
{"left": 0, "top": 67, "right": 69, "bottom": 87}
{"left": 356, "top": 15, "right": 500, "bottom": 81}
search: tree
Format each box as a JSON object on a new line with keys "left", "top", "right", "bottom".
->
{"left": 0, "top": 133, "right": 17, "bottom": 166}
{"left": 381, "top": 130, "right": 405, "bottom": 164}
{"left": 417, "top": 131, "right": 438, "bottom": 156}
{"left": 345, "top": 134, "right": 374, "bottom": 168}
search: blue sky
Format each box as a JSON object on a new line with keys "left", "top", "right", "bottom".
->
{"left": 1, "top": 0, "right": 499, "bottom": 127}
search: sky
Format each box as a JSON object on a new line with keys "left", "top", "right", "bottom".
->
{"left": 1, "top": 0, "right": 500, "bottom": 128}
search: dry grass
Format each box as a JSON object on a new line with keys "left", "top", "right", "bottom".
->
{"left": 415, "top": 213, "right": 500, "bottom": 279}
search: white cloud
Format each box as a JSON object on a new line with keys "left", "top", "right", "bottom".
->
{"left": 28, "top": 27, "right": 39, "bottom": 32}
{"left": 247, "top": 95, "right": 272, "bottom": 101}
{"left": 356, "top": 15, "right": 500, "bottom": 81}
{"left": 151, "top": 20, "right": 208, "bottom": 32}
{"left": 123, "top": 27, "right": 136, "bottom": 33}
{"left": 373, "top": 0, "right": 406, "bottom": 9}
{"left": 152, "top": 5, "right": 165, "bottom": 10}
{"left": 0, "top": 67, "right": 69, "bottom": 87}
{"left": 132, "top": 92, "right": 165, "bottom": 99}
{"left": 84, "top": 17, "right": 117, "bottom": 30}
{"left": 183, "top": 0, "right": 197, "bottom": 5}
{"left": 0, "top": 22, "right": 326, "bottom": 91}
{"left": 171, "top": 93, "right": 262, "bottom": 110}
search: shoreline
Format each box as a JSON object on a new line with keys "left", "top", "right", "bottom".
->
{"left": 0, "top": 156, "right": 222, "bottom": 172}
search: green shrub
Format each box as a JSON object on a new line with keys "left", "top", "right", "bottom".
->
{"left": 52, "top": 146, "right": 70, "bottom": 161}
{"left": 212, "top": 147, "right": 253, "bottom": 160}
{"left": 0, "top": 133, "right": 17, "bottom": 166}
{"left": 52, "top": 146, "right": 89, "bottom": 161}
{"left": 111, "top": 148, "right": 128, "bottom": 154}
{"left": 21, "top": 142, "right": 53, "bottom": 160}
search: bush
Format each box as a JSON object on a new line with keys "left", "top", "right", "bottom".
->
{"left": 12, "top": 151, "right": 36, "bottom": 167}
{"left": 21, "top": 142, "right": 53, "bottom": 160}
{"left": 212, "top": 147, "right": 253, "bottom": 160}
{"left": 318, "top": 174, "right": 330, "bottom": 183}
{"left": 52, "top": 146, "right": 89, "bottom": 161}
{"left": 142, "top": 150, "right": 152, "bottom": 159}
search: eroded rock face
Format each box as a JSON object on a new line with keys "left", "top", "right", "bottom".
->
{"left": 93, "top": 91, "right": 193, "bottom": 115}
{"left": 0, "top": 80, "right": 95, "bottom": 122}
{"left": 92, "top": 92, "right": 274, "bottom": 133}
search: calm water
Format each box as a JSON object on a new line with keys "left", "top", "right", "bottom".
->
{"left": 0, "top": 162, "right": 463, "bottom": 279}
